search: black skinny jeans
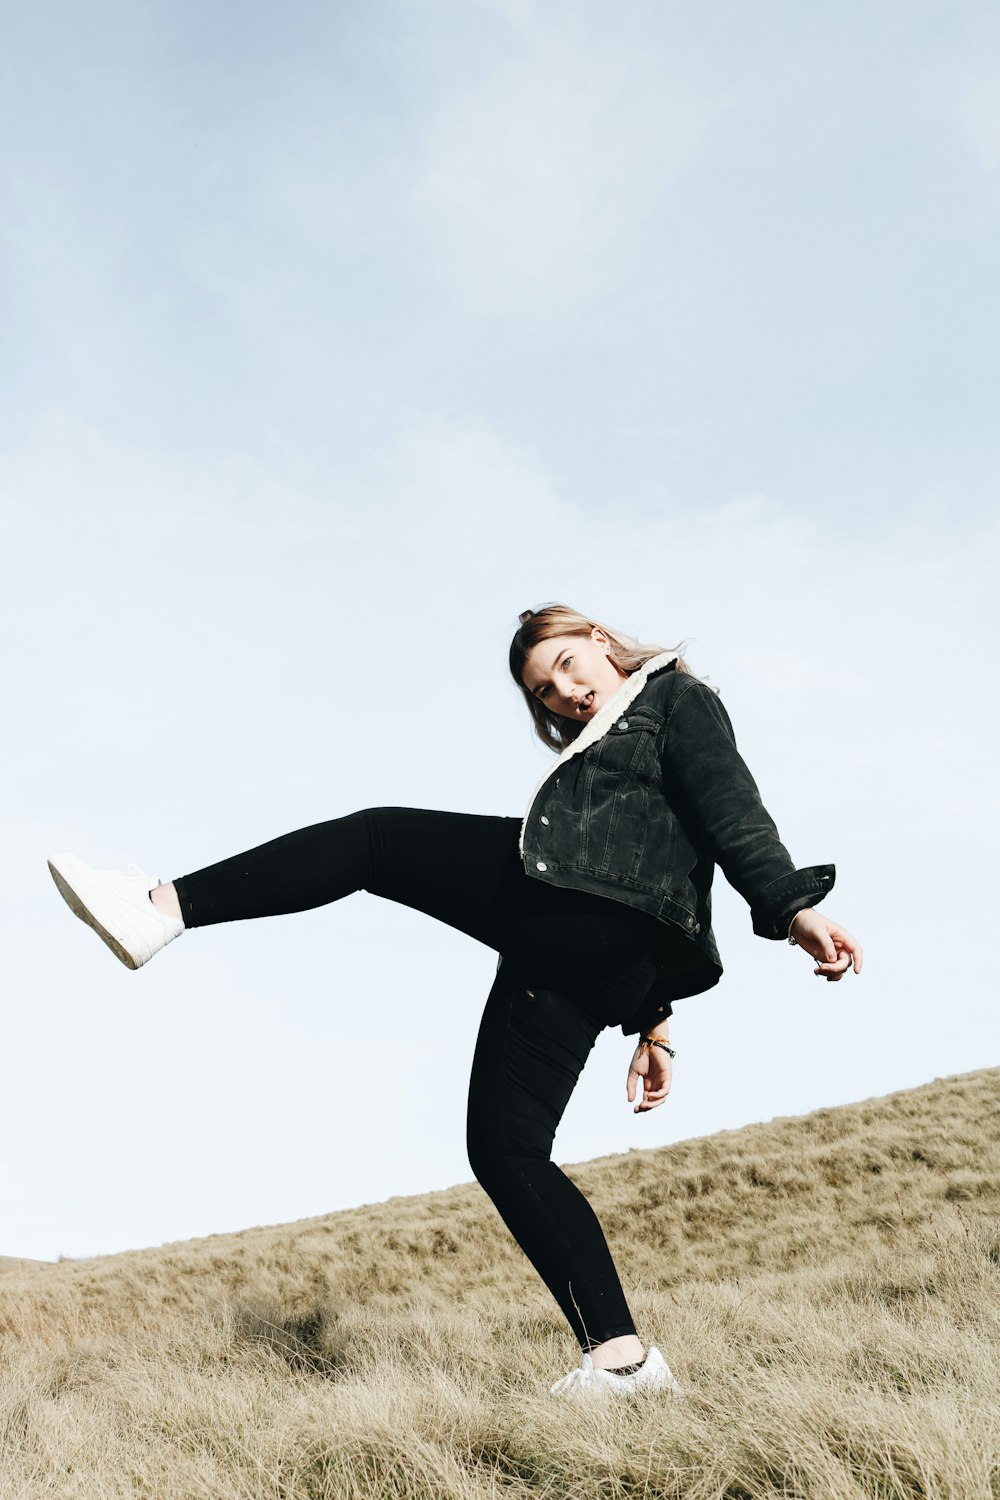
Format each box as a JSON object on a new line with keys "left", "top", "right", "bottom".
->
{"left": 174, "top": 808, "right": 663, "bottom": 1350}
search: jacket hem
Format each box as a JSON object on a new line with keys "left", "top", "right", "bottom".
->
{"left": 622, "top": 965, "right": 723, "bottom": 1037}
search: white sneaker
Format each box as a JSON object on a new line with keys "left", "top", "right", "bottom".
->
{"left": 47, "top": 853, "right": 184, "bottom": 970}
{"left": 550, "top": 1346, "right": 684, "bottom": 1399}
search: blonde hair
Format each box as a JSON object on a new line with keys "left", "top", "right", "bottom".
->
{"left": 509, "top": 603, "right": 690, "bottom": 752}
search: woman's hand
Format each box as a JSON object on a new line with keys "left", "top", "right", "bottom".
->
{"left": 627, "top": 1041, "right": 673, "bottom": 1114}
{"left": 789, "top": 909, "right": 863, "bottom": 980}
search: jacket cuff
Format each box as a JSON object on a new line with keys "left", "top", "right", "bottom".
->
{"left": 750, "top": 865, "right": 836, "bottom": 940}
{"left": 620, "top": 999, "right": 673, "bottom": 1037}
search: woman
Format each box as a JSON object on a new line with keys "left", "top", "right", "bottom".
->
{"left": 48, "top": 604, "right": 862, "bottom": 1400}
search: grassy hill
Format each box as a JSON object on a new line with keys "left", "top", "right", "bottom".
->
{"left": 2, "top": 1068, "right": 998, "bottom": 1499}
{"left": 0, "top": 1257, "right": 48, "bottom": 1275}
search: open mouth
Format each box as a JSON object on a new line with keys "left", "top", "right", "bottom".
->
{"left": 577, "top": 690, "right": 595, "bottom": 714}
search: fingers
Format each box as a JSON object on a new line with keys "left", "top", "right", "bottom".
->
{"left": 813, "top": 949, "right": 853, "bottom": 981}
{"left": 841, "top": 930, "right": 864, "bottom": 973}
{"left": 632, "top": 1066, "right": 672, "bottom": 1112}
{"left": 627, "top": 1052, "right": 650, "bottom": 1102}
{"left": 816, "top": 930, "right": 863, "bottom": 981}
{"left": 801, "top": 919, "right": 863, "bottom": 981}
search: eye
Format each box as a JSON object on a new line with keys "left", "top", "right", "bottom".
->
{"left": 561, "top": 656, "right": 573, "bottom": 670}
{"left": 536, "top": 684, "right": 550, "bottom": 700}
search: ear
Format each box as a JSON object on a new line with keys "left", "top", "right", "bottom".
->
{"left": 591, "top": 626, "right": 611, "bottom": 653}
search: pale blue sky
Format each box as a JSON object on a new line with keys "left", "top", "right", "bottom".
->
{"left": 2, "top": 0, "right": 998, "bottom": 1261}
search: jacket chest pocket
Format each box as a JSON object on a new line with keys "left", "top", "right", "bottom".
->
{"left": 594, "top": 717, "right": 648, "bottom": 777}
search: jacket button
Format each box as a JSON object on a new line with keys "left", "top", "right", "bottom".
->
{"left": 536, "top": 861, "right": 548, "bottom": 871}
{"left": 540, "top": 815, "right": 550, "bottom": 825}
{"left": 685, "top": 915, "right": 695, "bottom": 929}
{"left": 694, "top": 923, "right": 701, "bottom": 934}
{"left": 617, "top": 718, "right": 629, "bottom": 730}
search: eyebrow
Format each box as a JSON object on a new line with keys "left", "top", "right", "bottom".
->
{"left": 531, "top": 646, "right": 570, "bottom": 698}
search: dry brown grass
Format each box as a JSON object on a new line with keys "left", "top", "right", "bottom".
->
{"left": 2, "top": 1068, "right": 998, "bottom": 1499}
{"left": 0, "top": 1258, "right": 47, "bottom": 1276}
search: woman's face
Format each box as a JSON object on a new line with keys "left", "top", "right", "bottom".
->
{"left": 521, "top": 629, "right": 627, "bottom": 722}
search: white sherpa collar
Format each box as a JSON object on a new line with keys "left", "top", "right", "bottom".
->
{"left": 518, "top": 651, "right": 679, "bottom": 854}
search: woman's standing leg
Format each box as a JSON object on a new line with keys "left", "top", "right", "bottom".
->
{"left": 466, "top": 960, "right": 640, "bottom": 1357}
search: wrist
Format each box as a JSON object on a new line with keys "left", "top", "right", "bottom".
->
{"left": 638, "top": 1033, "right": 676, "bottom": 1059}
{"left": 788, "top": 908, "right": 813, "bottom": 942}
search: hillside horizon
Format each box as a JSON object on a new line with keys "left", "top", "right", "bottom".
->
{"left": 7, "top": 1065, "right": 994, "bottom": 1279}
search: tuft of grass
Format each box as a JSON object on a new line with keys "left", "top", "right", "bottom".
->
{"left": 1, "top": 1067, "right": 998, "bottom": 1498}
{"left": 229, "top": 1300, "right": 350, "bottom": 1378}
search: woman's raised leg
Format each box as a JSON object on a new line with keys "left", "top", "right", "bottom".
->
{"left": 172, "top": 808, "right": 518, "bottom": 934}
{"left": 50, "top": 809, "right": 520, "bottom": 969}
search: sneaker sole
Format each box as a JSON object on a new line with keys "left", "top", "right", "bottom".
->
{"left": 47, "top": 859, "right": 141, "bottom": 970}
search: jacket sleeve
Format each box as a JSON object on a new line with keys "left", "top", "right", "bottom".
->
{"left": 661, "top": 678, "right": 835, "bottom": 939}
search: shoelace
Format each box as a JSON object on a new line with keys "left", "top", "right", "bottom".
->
{"left": 126, "top": 862, "right": 165, "bottom": 899}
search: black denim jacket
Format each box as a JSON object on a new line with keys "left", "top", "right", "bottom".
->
{"left": 519, "top": 655, "right": 835, "bottom": 1035}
